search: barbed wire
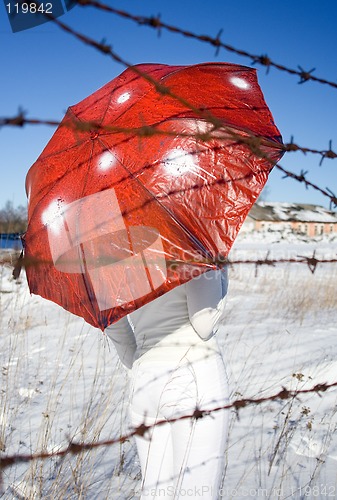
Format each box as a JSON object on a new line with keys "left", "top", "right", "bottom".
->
{"left": 1, "top": 112, "right": 337, "bottom": 164}
{"left": 0, "top": 378, "right": 336, "bottom": 481}
{"left": 283, "top": 138, "right": 337, "bottom": 165}
{"left": 28, "top": 6, "right": 337, "bottom": 208}
{"left": 7, "top": 0, "right": 337, "bottom": 90}
{"left": 275, "top": 164, "right": 337, "bottom": 209}
{"left": 1, "top": 111, "right": 337, "bottom": 209}
{"left": 45, "top": 7, "right": 335, "bottom": 210}
{"left": 75, "top": 0, "right": 337, "bottom": 90}
{"left": 1, "top": 3, "right": 337, "bottom": 494}
{"left": 1, "top": 253, "right": 336, "bottom": 282}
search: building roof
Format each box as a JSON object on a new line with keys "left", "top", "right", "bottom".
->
{"left": 248, "top": 202, "right": 337, "bottom": 223}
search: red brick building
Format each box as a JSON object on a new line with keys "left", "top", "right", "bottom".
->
{"left": 242, "top": 202, "right": 337, "bottom": 237}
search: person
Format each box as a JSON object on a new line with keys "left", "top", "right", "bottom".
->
{"left": 105, "top": 267, "right": 229, "bottom": 500}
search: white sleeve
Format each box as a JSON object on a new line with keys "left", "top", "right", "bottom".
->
{"left": 186, "top": 267, "right": 228, "bottom": 341}
{"left": 105, "top": 316, "right": 137, "bottom": 369}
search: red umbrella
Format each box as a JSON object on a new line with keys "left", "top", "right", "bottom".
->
{"left": 24, "top": 62, "right": 283, "bottom": 330}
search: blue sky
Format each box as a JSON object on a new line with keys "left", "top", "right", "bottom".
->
{"left": 1, "top": 0, "right": 337, "bottom": 209}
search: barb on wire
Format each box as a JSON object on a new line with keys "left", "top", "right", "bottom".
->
{"left": 251, "top": 251, "right": 275, "bottom": 277}
{"left": 298, "top": 66, "right": 316, "bottom": 84}
{"left": 326, "top": 187, "right": 337, "bottom": 210}
{"left": 75, "top": 0, "right": 337, "bottom": 90}
{"left": 319, "top": 140, "right": 337, "bottom": 166}
{"left": 1, "top": 378, "right": 337, "bottom": 475}
{"left": 0, "top": 109, "right": 26, "bottom": 127}
{"left": 297, "top": 250, "right": 319, "bottom": 274}
{"left": 251, "top": 54, "right": 272, "bottom": 74}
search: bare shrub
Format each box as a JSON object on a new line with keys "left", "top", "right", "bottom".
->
{"left": 0, "top": 201, "right": 27, "bottom": 234}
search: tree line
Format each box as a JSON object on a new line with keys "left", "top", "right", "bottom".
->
{"left": 0, "top": 201, "right": 27, "bottom": 233}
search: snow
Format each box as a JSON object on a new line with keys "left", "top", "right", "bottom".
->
{"left": 1, "top": 230, "right": 337, "bottom": 499}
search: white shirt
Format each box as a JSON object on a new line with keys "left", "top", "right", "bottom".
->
{"left": 105, "top": 268, "right": 228, "bottom": 368}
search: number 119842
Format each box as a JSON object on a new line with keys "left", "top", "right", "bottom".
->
{"left": 6, "top": 2, "right": 53, "bottom": 14}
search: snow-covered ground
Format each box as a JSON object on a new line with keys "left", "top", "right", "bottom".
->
{"left": 1, "top": 231, "right": 337, "bottom": 499}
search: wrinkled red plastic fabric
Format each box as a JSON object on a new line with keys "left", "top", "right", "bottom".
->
{"left": 25, "top": 63, "right": 283, "bottom": 330}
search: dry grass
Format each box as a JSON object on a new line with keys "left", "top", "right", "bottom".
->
{"left": 228, "top": 262, "right": 337, "bottom": 323}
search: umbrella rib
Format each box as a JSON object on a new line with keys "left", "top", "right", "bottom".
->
{"left": 67, "top": 67, "right": 166, "bottom": 131}
{"left": 75, "top": 141, "right": 104, "bottom": 324}
{"left": 78, "top": 242, "right": 101, "bottom": 324}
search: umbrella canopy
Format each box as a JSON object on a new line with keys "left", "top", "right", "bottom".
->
{"left": 25, "top": 62, "right": 283, "bottom": 330}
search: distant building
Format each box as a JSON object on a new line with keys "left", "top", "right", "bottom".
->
{"left": 242, "top": 202, "right": 337, "bottom": 237}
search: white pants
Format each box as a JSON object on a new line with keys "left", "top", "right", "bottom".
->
{"left": 129, "top": 344, "right": 229, "bottom": 499}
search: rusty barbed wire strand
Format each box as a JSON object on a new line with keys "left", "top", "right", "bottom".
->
{"left": 0, "top": 113, "right": 280, "bottom": 148}
{"left": 1, "top": 253, "right": 337, "bottom": 280}
{"left": 1, "top": 111, "right": 337, "bottom": 209}
{"left": 1, "top": 112, "right": 337, "bottom": 164}
{"left": 0, "top": 378, "right": 337, "bottom": 477}
{"left": 276, "top": 163, "right": 337, "bottom": 209}
{"left": 74, "top": 0, "right": 337, "bottom": 90}
{"left": 283, "top": 138, "right": 337, "bottom": 164}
